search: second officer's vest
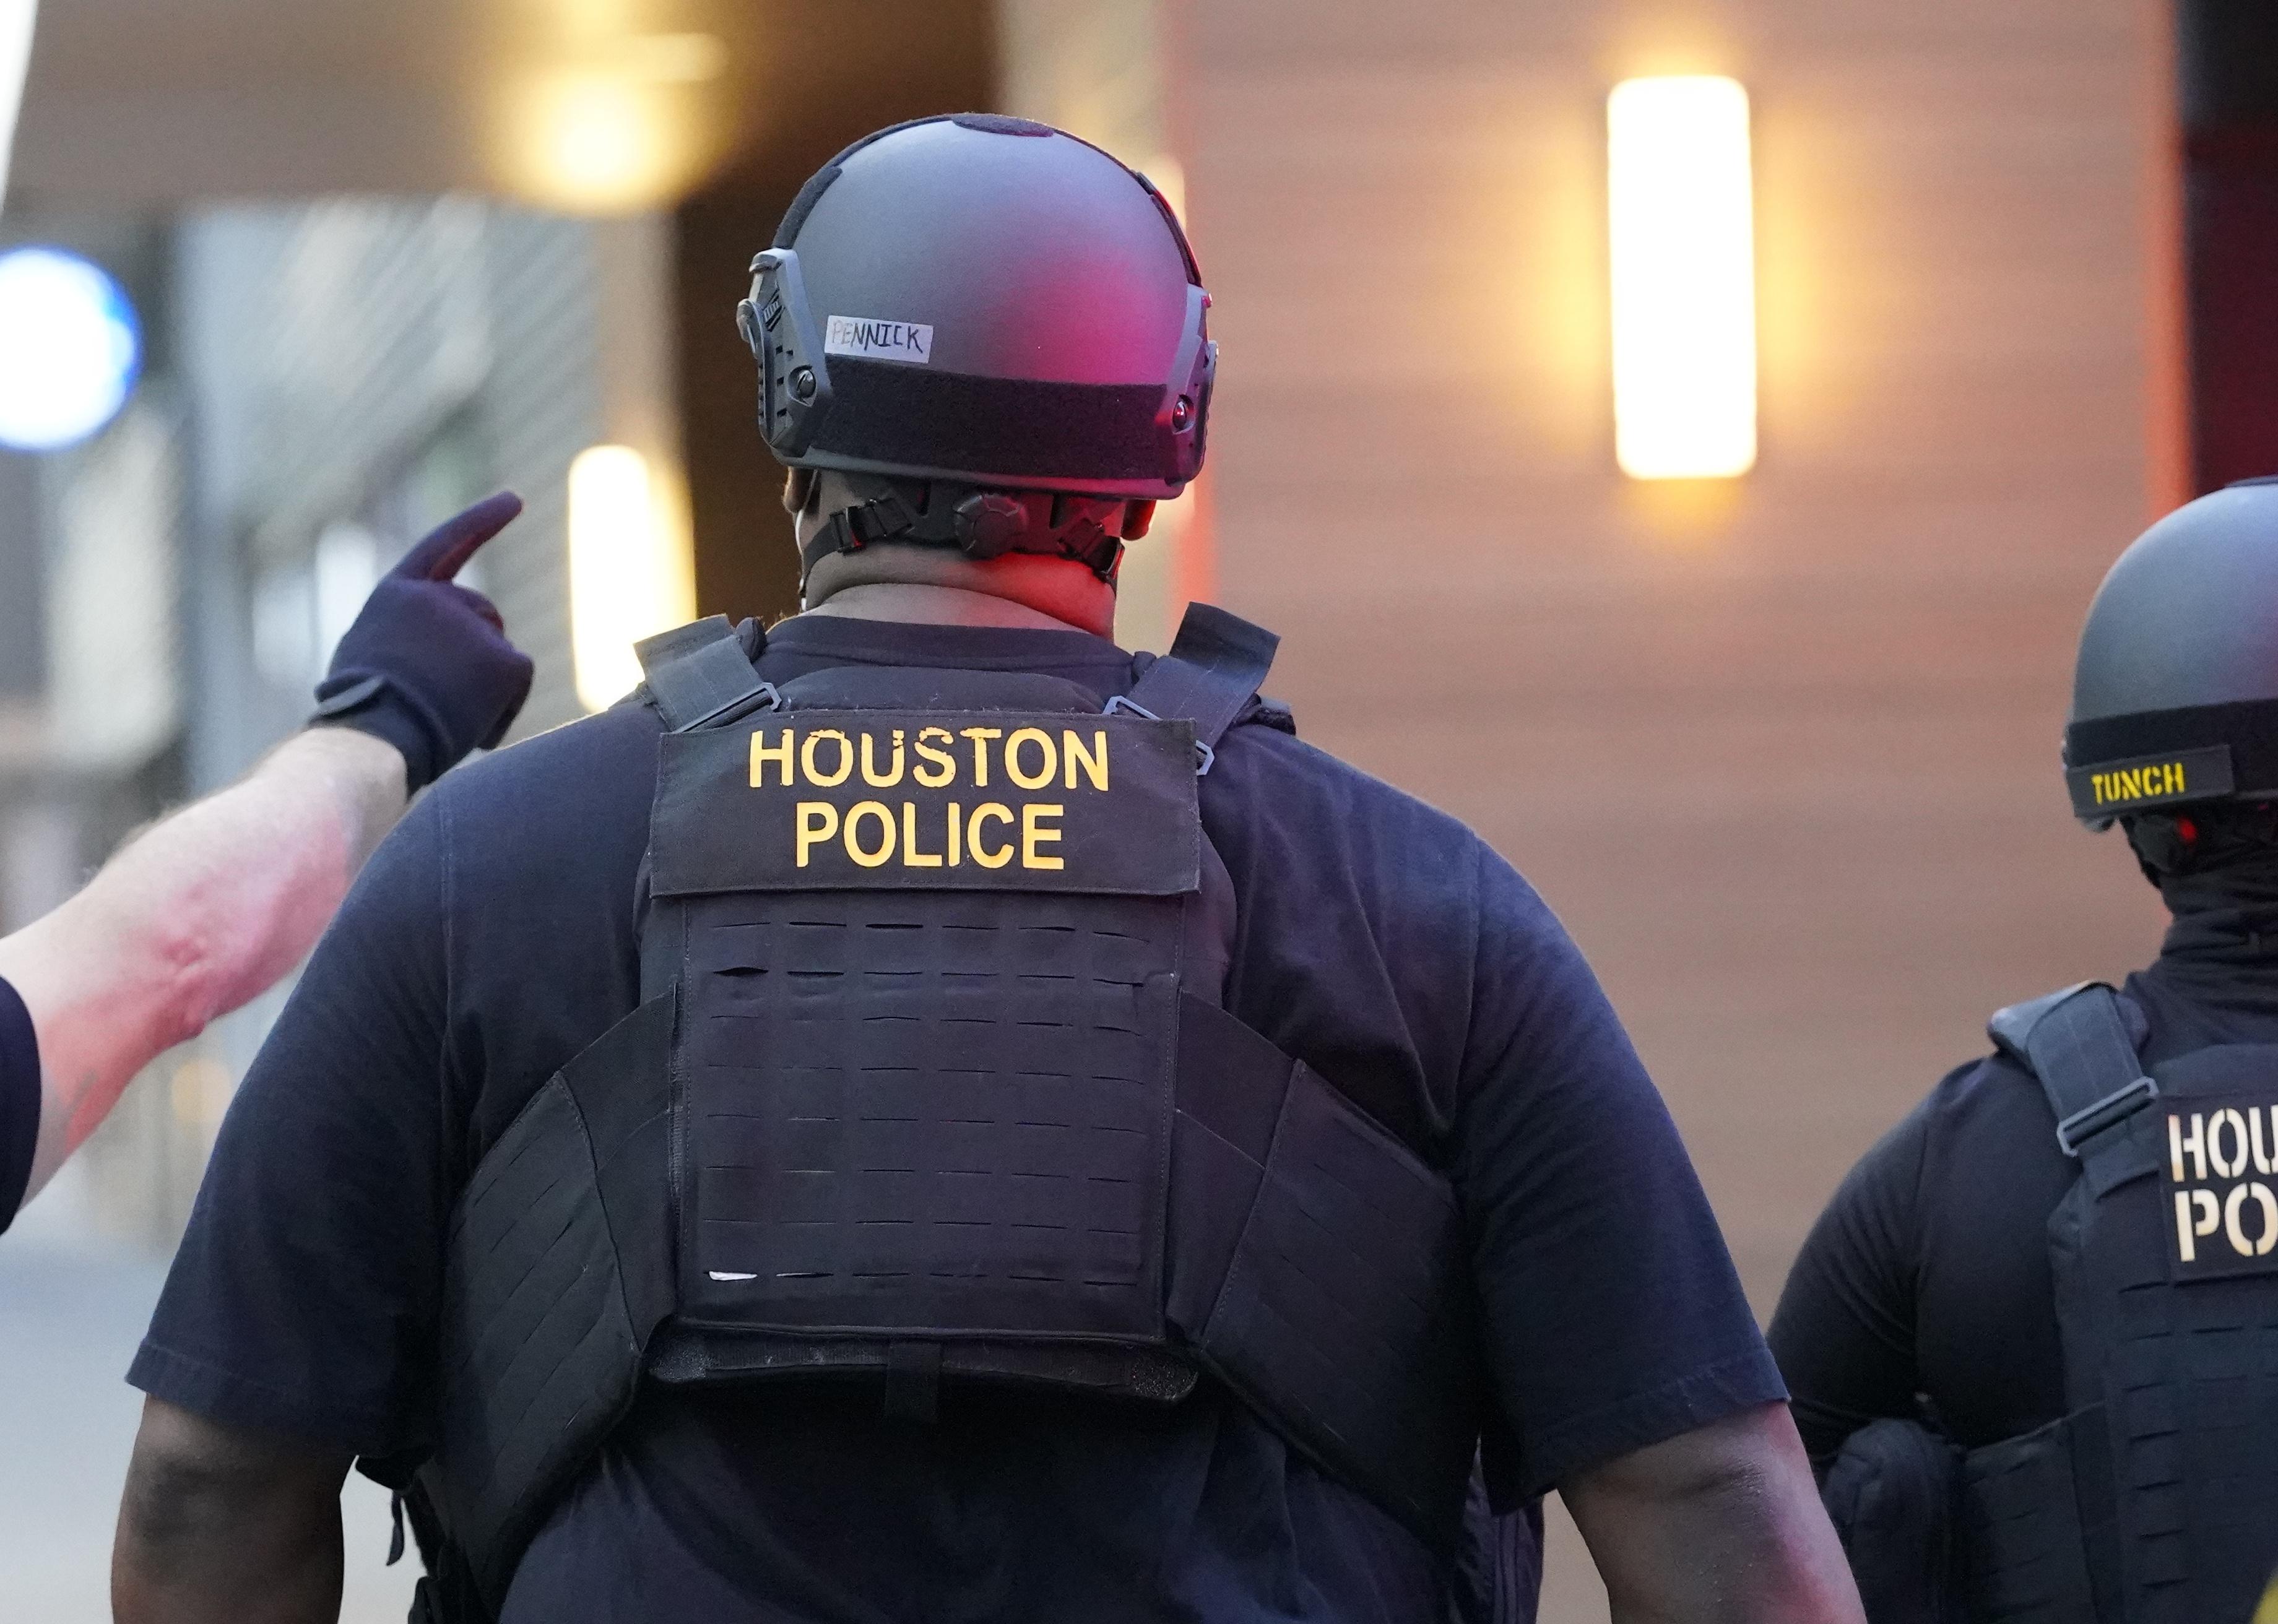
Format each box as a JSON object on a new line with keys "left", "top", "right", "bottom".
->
{"left": 420, "top": 607, "right": 1484, "bottom": 1614}
{"left": 1958, "top": 983, "right": 2278, "bottom": 1623}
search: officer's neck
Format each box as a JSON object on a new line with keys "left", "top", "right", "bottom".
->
{"left": 801, "top": 555, "right": 1115, "bottom": 639}
{"left": 804, "top": 581, "right": 1101, "bottom": 634}
{"left": 2157, "top": 858, "right": 2278, "bottom": 978}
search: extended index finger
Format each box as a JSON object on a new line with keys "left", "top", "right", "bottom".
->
{"left": 396, "top": 491, "right": 525, "bottom": 582}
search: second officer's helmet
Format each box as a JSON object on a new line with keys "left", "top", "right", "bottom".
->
{"left": 737, "top": 115, "right": 1212, "bottom": 581}
{"left": 2067, "top": 478, "right": 2278, "bottom": 845}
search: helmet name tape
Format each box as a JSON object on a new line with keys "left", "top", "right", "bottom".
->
{"left": 825, "top": 315, "right": 934, "bottom": 366}
{"left": 2065, "top": 743, "right": 2235, "bottom": 821}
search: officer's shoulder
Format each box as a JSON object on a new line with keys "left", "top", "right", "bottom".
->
{"left": 1918, "top": 1046, "right": 2048, "bottom": 1148}
{"left": 1211, "top": 716, "right": 1487, "bottom": 851}
{"left": 426, "top": 700, "right": 660, "bottom": 826}
{"left": 1933, "top": 1047, "right": 2032, "bottom": 1109}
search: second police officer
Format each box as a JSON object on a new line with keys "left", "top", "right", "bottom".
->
{"left": 1774, "top": 478, "right": 2278, "bottom": 1622}
{"left": 113, "top": 116, "right": 1861, "bottom": 1623}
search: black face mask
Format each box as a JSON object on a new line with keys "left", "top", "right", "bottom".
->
{"left": 2128, "top": 805, "right": 2278, "bottom": 884}
{"left": 2129, "top": 808, "right": 2278, "bottom": 979}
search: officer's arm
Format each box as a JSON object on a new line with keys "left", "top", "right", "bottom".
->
{"left": 0, "top": 728, "right": 408, "bottom": 1205}
{"left": 0, "top": 493, "right": 530, "bottom": 1215}
{"left": 113, "top": 1396, "right": 352, "bottom": 1623}
{"left": 1562, "top": 1401, "right": 1866, "bottom": 1623}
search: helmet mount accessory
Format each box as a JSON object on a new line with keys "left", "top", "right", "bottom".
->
{"left": 738, "top": 248, "right": 834, "bottom": 463}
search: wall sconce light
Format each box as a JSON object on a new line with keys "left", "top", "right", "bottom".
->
{"left": 1606, "top": 76, "right": 1757, "bottom": 480}
{"left": 568, "top": 444, "right": 695, "bottom": 711}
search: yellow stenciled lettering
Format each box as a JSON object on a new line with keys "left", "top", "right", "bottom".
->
{"left": 751, "top": 727, "right": 795, "bottom": 787}
{"left": 2173, "top": 1111, "right": 2208, "bottom": 1182}
{"left": 2183, "top": 1188, "right": 2220, "bottom": 1263}
{"left": 969, "top": 802, "right": 1013, "bottom": 868}
{"left": 802, "top": 729, "right": 853, "bottom": 787}
{"left": 843, "top": 801, "right": 894, "bottom": 867}
{"left": 1063, "top": 728, "right": 1109, "bottom": 791}
{"left": 2094, "top": 772, "right": 2113, "bottom": 805}
{"left": 2214, "top": 1107, "right": 2250, "bottom": 1179}
{"left": 902, "top": 800, "right": 942, "bottom": 867}
{"left": 1023, "top": 802, "right": 1065, "bottom": 870}
{"left": 913, "top": 726, "right": 957, "bottom": 788}
{"left": 2228, "top": 1181, "right": 2278, "bottom": 1258}
{"left": 2167, "top": 762, "right": 2186, "bottom": 795}
{"left": 861, "top": 728, "right": 906, "bottom": 788}
{"left": 1006, "top": 727, "right": 1057, "bottom": 790}
{"left": 795, "top": 802, "right": 839, "bottom": 867}
{"left": 960, "top": 727, "right": 1002, "bottom": 787}
{"left": 948, "top": 800, "right": 963, "bottom": 866}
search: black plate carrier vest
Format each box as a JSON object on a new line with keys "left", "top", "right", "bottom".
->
{"left": 1955, "top": 982, "right": 2278, "bottom": 1622}
{"left": 420, "top": 607, "right": 1484, "bottom": 1614}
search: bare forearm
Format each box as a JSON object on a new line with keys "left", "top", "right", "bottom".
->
{"left": 0, "top": 728, "right": 407, "bottom": 1196}
{"left": 93, "top": 727, "right": 408, "bottom": 1021}
{"left": 115, "top": 1398, "right": 350, "bottom": 1624}
{"left": 1567, "top": 1403, "right": 1865, "bottom": 1624}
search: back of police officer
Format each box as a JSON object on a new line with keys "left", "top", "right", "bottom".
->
{"left": 1773, "top": 477, "right": 2278, "bottom": 1623}
{"left": 115, "top": 116, "right": 1859, "bottom": 1624}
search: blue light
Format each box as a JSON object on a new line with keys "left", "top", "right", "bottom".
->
{"left": 0, "top": 247, "right": 142, "bottom": 452}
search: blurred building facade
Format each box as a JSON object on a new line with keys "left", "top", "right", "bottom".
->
{"left": 3, "top": 2, "right": 2277, "bottom": 1620}
{"left": 0, "top": 192, "right": 685, "bottom": 1235}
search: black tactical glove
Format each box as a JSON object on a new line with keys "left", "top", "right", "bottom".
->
{"left": 312, "top": 492, "right": 535, "bottom": 792}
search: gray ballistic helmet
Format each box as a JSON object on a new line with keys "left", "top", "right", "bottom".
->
{"left": 737, "top": 114, "right": 1214, "bottom": 502}
{"left": 2066, "top": 477, "right": 2278, "bottom": 827}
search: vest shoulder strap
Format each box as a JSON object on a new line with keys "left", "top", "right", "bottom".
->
{"left": 1987, "top": 982, "right": 2159, "bottom": 1175}
{"left": 634, "top": 616, "right": 776, "bottom": 732}
{"left": 1120, "top": 603, "right": 1281, "bottom": 754}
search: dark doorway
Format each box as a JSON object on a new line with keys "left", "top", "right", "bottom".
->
{"left": 2178, "top": 2, "right": 2278, "bottom": 493}
{"left": 673, "top": 2, "right": 997, "bottom": 626}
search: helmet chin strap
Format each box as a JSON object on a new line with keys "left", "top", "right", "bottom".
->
{"left": 797, "top": 475, "right": 1152, "bottom": 589}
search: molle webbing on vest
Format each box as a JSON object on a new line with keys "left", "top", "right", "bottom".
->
{"left": 1965, "top": 985, "right": 2278, "bottom": 1623}
{"left": 430, "top": 606, "right": 1484, "bottom": 1602}
{"left": 432, "top": 995, "right": 677, "bottom": 1615}
{"left": 1166, "top": 995, "right": 1481, "bottom": 1544}
{"left": 649, "top": 683, "right": 1205, "bottom": 1370}
{"left": 1958, "top": 1413, "right": 2104, "bottom": 1619}
{"left": 670, "top": 883, "right": 1188, "bottom": 1346}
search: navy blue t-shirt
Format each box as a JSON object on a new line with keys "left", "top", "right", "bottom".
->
{"left": 132, "top": 616, "right": 1782, "bottom": 1622}
{"left": 0, "top": 974, "right": 37, "bottom": 1232}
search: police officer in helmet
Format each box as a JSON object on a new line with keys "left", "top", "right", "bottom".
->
{"left": 115, "top": 115, "right": 1859, "bottom": 1624}
{"left": 1773, "top": 477, "right": 2278, "bottom": 1622}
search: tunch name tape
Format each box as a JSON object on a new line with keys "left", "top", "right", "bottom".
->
{"left": 2066, "top": 744, "right": 2233, "bottom": 819}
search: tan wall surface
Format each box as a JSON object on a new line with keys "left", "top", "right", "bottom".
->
{"left": 1168, "top": 2, "right": 2168, "bottom": 1615}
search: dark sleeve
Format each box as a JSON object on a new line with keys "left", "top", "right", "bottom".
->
{"left": 127, "top": 795, "right": 452, "bottom": 1454}
{"left": 1765, "top": 1082, "right": 1944, "bottom": 1468}
{"left": 0, "top": 975, "right": 38, "bottom": 1232}
{"left": 1457, "top": 845, "right": 1786, "bottom": 1501}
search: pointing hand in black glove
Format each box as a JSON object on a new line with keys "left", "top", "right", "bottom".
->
{"left": 312, "top": 492, "right": 536, "bottom": 792}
